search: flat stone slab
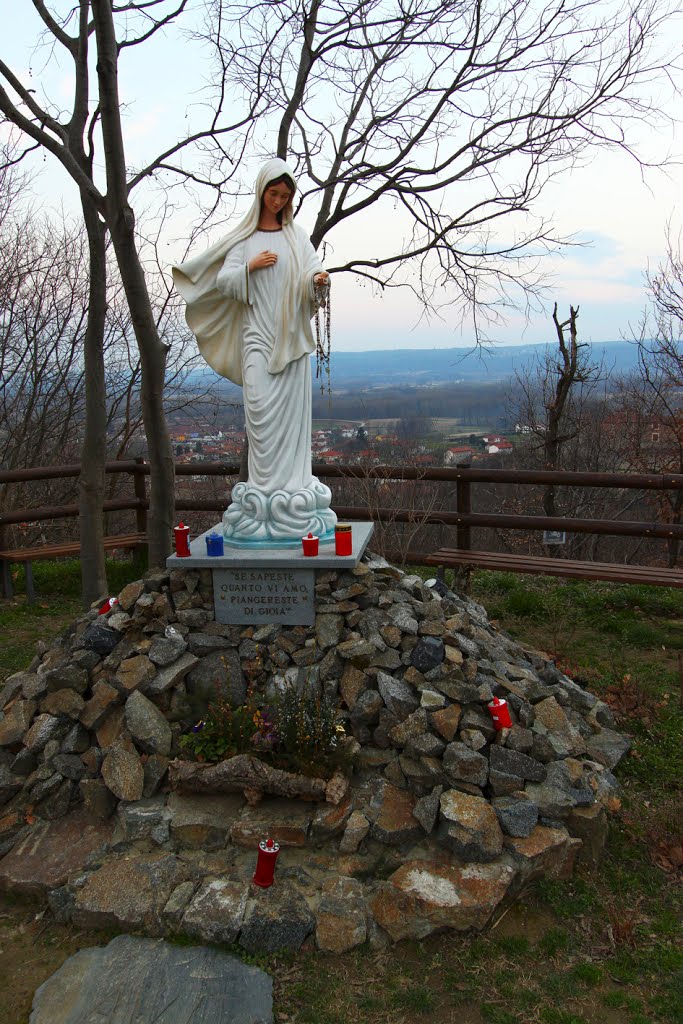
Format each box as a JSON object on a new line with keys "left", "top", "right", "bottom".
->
{"left": 29, "top": 934, "right": 273, "bottom": 1024}
{"left": 167, "top": 520, "right": 374, "bottom": 569}
{"left": 0, "top": 812, "right": 113, "bottom": 897}
{"left": 72, "top": 851, "right": 187, "bottom": 933}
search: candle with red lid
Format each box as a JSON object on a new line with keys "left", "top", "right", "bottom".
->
{"left": 334, "top": 523, "right": 352, "bottom": 556}
{"left": 174, "top": 522, "right": 191, "bottom": 557}
{"left": 252, "top": 837, "right": 280, "bottom": 887}
{"left": 302, "top": 532, "right": 319, "bottom": 556}
{"left": 487, "top": 695, "right": 512, "bottom": 730}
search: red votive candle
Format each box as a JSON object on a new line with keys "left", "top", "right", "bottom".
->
{"left": 487, "top": 696, "right": 512, "bottom": 730}
{"left": 335, "top": 523, "right": 352, "bottom": 556}
{"left": 174, "top": 522, "right": 191, "bottom": 557}
{"left": 252, "top": 838, "right": 280, "bottom": 888}
{"left": 302, "top": 532, "right": 319, "bottom": 556}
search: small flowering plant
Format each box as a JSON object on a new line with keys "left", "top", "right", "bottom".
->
{"left": 272, "top": 684, "right": 346, "bottom": 777}
{"left": 180, "top": 682, "right": 347, "bottom": 778}
{"left": 179, "top": 696, "right": 259, "bottom": 763}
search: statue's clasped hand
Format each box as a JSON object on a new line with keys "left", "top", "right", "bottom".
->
{"left": 314, "top": 272, "right": 330, "bottom": 287}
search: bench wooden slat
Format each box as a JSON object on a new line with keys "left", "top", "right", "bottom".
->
{"left": 425, "top": 549, "right": 683, "bottom": 588}
{"left": 0, "top": 533, "right": 147, "bottom": 603}
{"left": 0, "top": 533, "right": 146, "bottom": 562}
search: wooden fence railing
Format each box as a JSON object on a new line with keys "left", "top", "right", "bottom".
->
{"left": 1, "top": 459, "right": 682, "bottom": 574}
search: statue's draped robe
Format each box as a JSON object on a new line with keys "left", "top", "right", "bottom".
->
{"left": 172, "top": 159, "right": 336, "bottom": 544}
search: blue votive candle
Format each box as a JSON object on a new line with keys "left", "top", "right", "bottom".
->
{"left": 205, "top": 532, "right": 224, "bottom": 557}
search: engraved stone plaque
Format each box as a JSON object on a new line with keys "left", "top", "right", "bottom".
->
{"left": 213, "top": 567, "right": 314, "bottom": 625}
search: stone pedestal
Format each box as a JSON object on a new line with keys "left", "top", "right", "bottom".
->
{"left": 166, "top": 521, "right": 374, "bottom": 626}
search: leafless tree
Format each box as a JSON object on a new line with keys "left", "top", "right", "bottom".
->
{"left": 211, "top": 0, "right": 681, "bottom": 331}
{"left": 494, "top": 303, "right": 623, "bottom": 557}
{"left": 0, "top": 1, "right": 256, "bottom": 597}
{"left": 0, "top": 152, "right": 218, "bottom": 570}
{"left": 0, "top": 201, "right": 88, "bottom": 539}
{"left": 616, "top": 231, "right": 683, "bottom": 564}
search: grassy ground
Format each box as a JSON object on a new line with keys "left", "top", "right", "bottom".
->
{"left": 0, "top": 556, "right": 146, "bottom": 682}
{"left": 0, "top": 567, "right": 680, "bottom": 1024}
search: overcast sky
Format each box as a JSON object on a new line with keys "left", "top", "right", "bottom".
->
{"left": 4, "top": 1, "right": 683, "bottom": 353}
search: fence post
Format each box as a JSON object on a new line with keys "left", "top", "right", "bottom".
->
{"left": 456, "top": 462, "right": 472, "bottom": 551}
{"left": 454, "top": 462, "right": 473, "bottom": 592}
{"left": 133, "top": 457, "right": 148, "bottom": 536}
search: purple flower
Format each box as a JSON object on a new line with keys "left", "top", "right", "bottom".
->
{"left": 192, "top": 720, "right": 205, "bottom": 733}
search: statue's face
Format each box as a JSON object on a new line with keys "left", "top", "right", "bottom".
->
{"left": 262, "top": 182, "right": 292, "bottom": 217}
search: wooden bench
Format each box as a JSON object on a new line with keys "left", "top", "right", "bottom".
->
{"left": 425, "top": 548, "right": 683, "bottom": 589}
{"left": 0, "top": 533, "right": 147, "bottom": 602}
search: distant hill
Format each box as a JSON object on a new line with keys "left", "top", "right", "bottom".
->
{"left": 191, "top": 339, "right": 640, "bottom": 392}
{"left": 325, "top": 340, "right": 639, "bottom": 387}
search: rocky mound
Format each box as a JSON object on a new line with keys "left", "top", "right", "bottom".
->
{"left": 0, "top": 553, "right": 630, "bottom": 950}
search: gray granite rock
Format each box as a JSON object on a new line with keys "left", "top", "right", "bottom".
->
{"left": 186, "top": 649, "right": 246, "bottom": 708}
{"left": 161, "top": 880, "right": 198, "bottom": 928}
{"left": 50, "top": 754, "right": 86, "bottom": 781}
{"left": 350, "top": 688, "right": 383, "bottom": 726}
{"left": 35, "top": 777, "right": 73, "bottom": 819}
{"left": 505, "top": 724, "right": 534, "bottom": 753}
{"left": 78, "top": 623, "right": 123, "bottom": 656}
{"left": 339, "top": 810, "right": 370, "bottom": 853}
{"left": 28, "top": 934, "right": 273, "bottom": 1024}
{"left": 408, "top": 732, "right": 447, "bottom": 759}
{"left": 149, "top": 628, "right": 188, "bottom": 665}
{"left": 168, "top": 791, "right": 242, "bottom": 849}
{"left": 410, "top": 636, "right": 445, "bottom": 673}
{"left": 492, "top": 795, "right": 539, "bottom": 837}
{"left": 377, "top": 672, "right": 420, "bottom": 720}
{"left": 434, "top": 674, "right": 492, "bottom": 704}
{"left": 60, "top": 722, "right": 90, "bottom": 755}
{"left": 10, "top": 747, "right": 37, "bottom": 776}
{"left": 489, "top": 744, "right": 547, "bottom": 782}
{"left": 460, "top": 728, "right": 488, "bottom": 751}
{"left": 176, "top": 608, "right": 212, "bottom": 628}
{"left": 0, "top": 764, "right": 22, "bottom": 805}
{"left": 146, "top": 651, "right": 198, "bottom": 696}
{"left": 443, "top": 741, "right": 489, "bottom": 787}
{"left": 460, "top": 704, "right": 497, "bottom": 738}
{"left": 0, "top": 700, "right": 37, "bottom": 746}
{"left": 1, "top": 672, "right": 34, "bottom": 707}
{"left": 239, "top": 888, "right": 315, "bottom": 954}
{"left": 24, "top": 714, "right": 67, "bottom": 753}
{"left": 585, "top": 728, "right": 631, "bottom": 769}
{"left": 142, "top": 753, "right": 170, "bottom": 797}
{"left": 116, "top": 795, "right": 170, "bottom": 842}
{"left": 413, "top": 785, "right": 443, "bottom": 834}
{"left": 388, "top": 604, "right": 419, "bottom": 635}
{"left": 44, "top": 664, "right": 89, "bottom": 695}
{"left": 439, "top": 788, "right": 504, "bottom": 862}
{"left": 125, "top": 690, "right": 172, "bottom": 756}
{"left": 387, "top": 707, "right": 429, "bottom": 748}
{"left": 80, "top": 778, "right": 117, "bottom": 819}
{"left": 181, "top": 878, "right": 250, "bottom": 944}
{"left": 315, "top": 612, "right": 345, "bottom": 650}
{"left": 101, "top": 741, "right": 144, "bottom": 802}
{"left": 186, "top": 632, "right": 235, "bottom": 657}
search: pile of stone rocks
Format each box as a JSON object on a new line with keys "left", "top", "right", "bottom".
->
{"left": 0, "top": 553, "right": 630, "bottom": 950}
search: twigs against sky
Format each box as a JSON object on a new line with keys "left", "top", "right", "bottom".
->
{"left": 209, "top": 0, "right": 682, "bottom": 336}
{"left": 0, "top": 1, "right": 266, "bottom": 584}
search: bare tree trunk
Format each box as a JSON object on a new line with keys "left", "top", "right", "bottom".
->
{"left": 542, "top": 305, "right": 581, "bottom": 519}
{"left": 78, "top": 197, "right": 108, "bottom": 605}
{"left": 170, "top": 754, "right": 329, "bottom": 801}
{"left": 91, "top": 0, "right": 175, "bottom": 566}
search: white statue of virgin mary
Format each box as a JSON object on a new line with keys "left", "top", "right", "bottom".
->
{"left": 172, "top": 159, "right": 337, "bottom": 545}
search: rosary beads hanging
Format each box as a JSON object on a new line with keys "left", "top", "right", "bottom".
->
{"left": 314, "top": 280, "right": 332, "bottom": 395}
